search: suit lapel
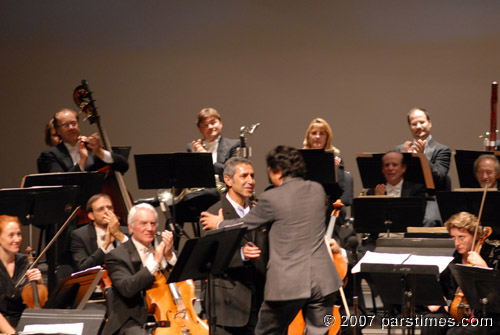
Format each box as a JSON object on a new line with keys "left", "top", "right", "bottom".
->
{"left": 124, "top": 239, "right": 143, "bottom": 272}
{"left": 87, "top": 224, "right": 99, "bottom": 251}
{"left": 56, "top": 143, "right": 75, "bottom": 170}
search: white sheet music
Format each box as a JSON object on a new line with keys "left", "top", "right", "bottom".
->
{"left": 351, "top": 251, "right": 453, "bottom": 274}
{"left": 22, "top": 323, "right": 83, "bottom": 335}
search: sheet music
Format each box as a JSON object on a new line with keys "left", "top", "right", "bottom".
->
{"left": 352, "top": 251, "right": 453, "bottom": 273}
{"left": 22, "top": 323, "right": 83, "bottom": 335}
{"left": 402, "top": 254, "right": 454, "bottom": 273}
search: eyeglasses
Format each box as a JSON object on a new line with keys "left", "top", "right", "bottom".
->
{"left": 58, "top": 121, "right": 78, "bottom": 129}
{"left": 136, "top": 221, "right": 158, "bottom": 227}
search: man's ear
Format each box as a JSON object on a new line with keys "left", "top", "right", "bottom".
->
{"left": 224, "top": 175, "right": 232, "bottom": 188}
{"left": 88, "top": 211, "right": 95, "bottom": 222}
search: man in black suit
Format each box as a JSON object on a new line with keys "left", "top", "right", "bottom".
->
{"left": 396, "top": 107, "right": 451, "bottom": 191}
{"left": 103, "top": 203, "right": 176, "bottom": 335}
{"left": 367, "top": 151, "right": 426, "bottom": 197}
{"left": 201, "top": 146, "right": 342, "bottom": 335}
{"left": 188, "top": 107, "right": 239, "bottom": 177}
{"left": 37, "top": 108, "right": 128, "bottom": 173}
{"left": 71, "top": 193, "right": 129, "bottom": 271}
{"left": 202, "top": 157, "right": 267, "bottom": 335}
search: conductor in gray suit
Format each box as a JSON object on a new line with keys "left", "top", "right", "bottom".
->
{"left": 201, "top": 145, "right": 342, "bottom": 335}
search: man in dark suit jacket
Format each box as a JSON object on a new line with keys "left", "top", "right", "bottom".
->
{"left": 37, "top": 108, "right": 128, "bottom": 173}
{"left": 395, "top": 107, "right": 451, "bottom": 191}
{"left": 201, "top": 146, "right": 342, "bottom": 335}
{"left": 367, "top": 151, "right": 426, "bottom": 198}
{"left": 103, "top": 203, "right": 176, "bottom": 335}
{"left": 71, "top": 193, "right": 129, "bottom": 271}
{"left": 187, "top": 107, "right": 239, "bottom": 177}
{"left": 202, "top": 157, "right": 267, "bottom": 335}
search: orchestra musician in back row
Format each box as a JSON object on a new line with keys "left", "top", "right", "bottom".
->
{"left": 422, "top": 212, "right": 500, "bottom": 335}
{"left": 37, "top": 108, "right": 129, "bottom": 173}
{"left": 474, "top": 154, "right": 500, "bottom": 189}
{"left": 188, "top": 107, "right": 239, "bottom": 177}
{"left": 0, "top": 215, "right": 43, "bottom": 332}
{"left": 396, "top": 108, "right": 451, "bottom": 191}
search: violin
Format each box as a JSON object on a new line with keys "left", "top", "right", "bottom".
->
{"left": 449, "top": 185, "right": 492, "bottom": 322}
{"left": 15, "top": 207, "right": 80, "bottom": 308}
{"left": 73, "top": 80, "right": 133, "bottom": 227}
{"left": 146, "top": 269, "right": 208, "bottom": 335}
{"left": 288, "top": 200, "right": 347, "bottom": 335}
{"left": 449, "top": 226, "right": 492, "bottom": 322}
{"left": 20, "top": 247, "right": 48, "bottom": 309}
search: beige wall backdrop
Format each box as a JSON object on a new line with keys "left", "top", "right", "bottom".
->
{"left": 2, "top": 1, "right": 500, "bottom": 205}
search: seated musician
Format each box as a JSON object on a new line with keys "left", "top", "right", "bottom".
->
{"left": 363, "top": 151, "right": 426, "bottom": 249}
{"left": 71, "top": 193, "right": 128, "bottom": 271}
{"left": 474, "top": 154, "right": 500, "bottom": 188}
{"left": 0, "top": 215, "right": 44, "bottom": 331}
{"left": 188, "top": 107, "right": 239, "bottom": 177}
{"left": 201, "top": 146, "right": 343, "bottom": 335}
{"left": 37, "top": 108, "right": 128, "bottom": 173}
{"left": 102, "top": 203, "right": 176, "bottom": 335}
{"left": 422, "top": 212, "right": 500, "bottom": 335}
{"left": 367, "top": 151, "right": 426, "bottom": 197}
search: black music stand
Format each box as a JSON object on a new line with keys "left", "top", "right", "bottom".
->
{"left": 299, "top": 149, "right": 343, "bottom": 200}
{"left": 361, "top": 263, "right": 444, "bottom": 335}
{"left": 17, "top": 308, "right": 105, "bottom": 335}
{"left": 44, "top": 267, "right": 104, "bottom": 310}
{"left": 449, "top": 263, "right": 500, "bottom": 333}
{"left": 0, "top": 186, "right": 79, "bottom": 292}
{"left": 167, "top": 226, "right": 247, "bottom": 335}
{"left": 436, "top": 191, "right": 500, "bottom": 235}
{"left": 22, "top": 172, "right": 105, "bottom": 209}
{"left": 454, "top": 150, "right": 500, "bottom": 188}
{"left": 356, "top": 152, "right": 435, "bottom": 190}
{"left": 353, "top": 197, "right": 426, "bottom": 234}
{"left": 135, "top": 153, "right": 217, "bottom": 235}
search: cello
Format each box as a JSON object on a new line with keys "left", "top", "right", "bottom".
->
{"left": 72, "top": 80, "right": 133, "bottom": 226}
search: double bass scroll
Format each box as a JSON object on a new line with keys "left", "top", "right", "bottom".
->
{"left": 73, "top": 80, "right": 133, "bottom": 225}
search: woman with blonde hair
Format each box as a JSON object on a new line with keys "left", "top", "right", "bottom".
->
{"left": 303, "top": 117, "right": 342, "bottom": 168}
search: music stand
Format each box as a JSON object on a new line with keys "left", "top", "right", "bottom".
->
{"left": 353, "top": 197, "right": 426, "bottom": 234}
{"left": 21, "top": 172, "right": 105, "bottom": 209}
{"left": 135, "top": 152, "right": 217, "bottom": 232}
{"left": 0, "top": 186, "right": 79, "bottom": 292}
{"left": 299, "top": 149, "right": 343, "bottom": 200}
{"left": 17, "top": 308, "right": 105, "bottom": 335}
{"left": 454, "top": 150, "right": 500, "bottom": 188}
{"left": 45, "top": 268, "right": 104, "bottom": 310}
{"left": 356, "top": 152, "right": 435, "bottom": 190}
{"left": 436, "top": 191, "right": 500, "bottom": 234}
{"left": 449, "top": 263, "right": 500, "bottom": 335}
{"left": 361, "top": 263, "right": 444, "bottom": 335}
{"left": 167, "top": 226, "right": 247, "bottom": 335}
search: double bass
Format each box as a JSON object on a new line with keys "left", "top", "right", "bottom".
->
{"left": 72, "top": 80, "right": 133, "bottom": 226}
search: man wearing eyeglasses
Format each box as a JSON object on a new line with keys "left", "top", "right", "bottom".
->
{"left": 103, "top": 203, "right": 177, "bottom": 335}
{"left": 71, "top": 193, "right": 129, "bottom": 271}
{"left": 37, "top": 108, "right": 128, "bottom": 173}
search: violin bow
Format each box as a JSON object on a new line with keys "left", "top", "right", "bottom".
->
{"left": 14, "top": 206, "right": 80, "bottom": 289}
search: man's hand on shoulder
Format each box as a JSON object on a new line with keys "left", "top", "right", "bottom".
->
{"left": 200, "top": 208, "right": 224, "bottom": 230}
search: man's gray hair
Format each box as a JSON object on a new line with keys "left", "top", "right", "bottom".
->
{"left": 474, "top": 154, "right": 500, "bottom": 175}
{"left": 127, "top": 203, "right": 158, "bottom": 228}
{"left": 223, "top": 157, "right": 253, "bottom": 179}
